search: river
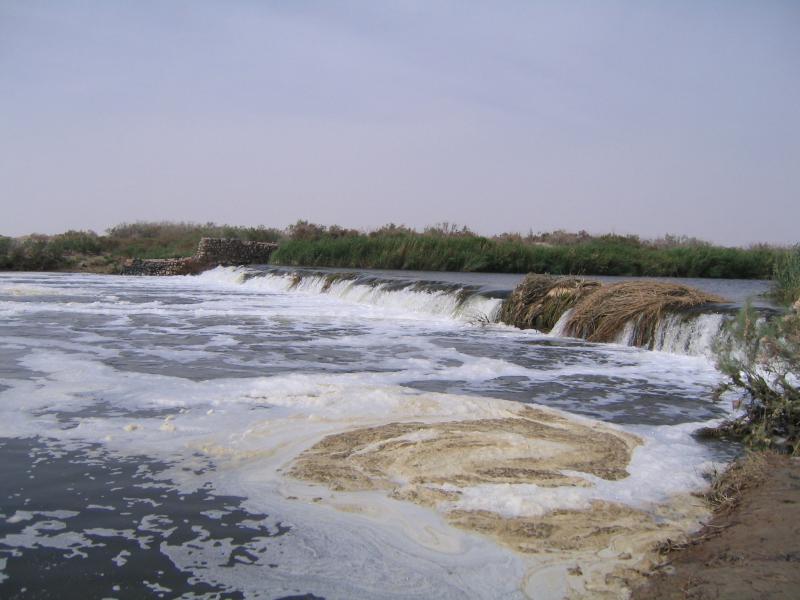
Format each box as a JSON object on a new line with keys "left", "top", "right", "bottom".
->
{"left": 0, "top": 268, "right": 769, "bottom": 599}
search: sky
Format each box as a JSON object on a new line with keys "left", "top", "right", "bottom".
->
{"left": 1, "top": 1, "right": 798, "bottom": 246}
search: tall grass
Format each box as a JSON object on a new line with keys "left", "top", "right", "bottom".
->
{"left": 272, "top": 234, "right": 776, "bottom": 279}
{"left": 772, "top": 245, "right": 800, "bottom": 305}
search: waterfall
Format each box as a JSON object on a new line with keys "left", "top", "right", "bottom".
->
{"left": 197, "top": 266, "right": 748, "bottom": 359}
{"left": 197, "top": 266, "right": 505, "bottom": 323}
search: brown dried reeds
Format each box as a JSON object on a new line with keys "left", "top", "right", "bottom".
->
{"left": 499, "top": 274, "right": 601, "bottom": 332}
{"left": 705, "top": 452, "right": 768, "bottom": 513}
{"left": 564, "top": 281, "right": 725, "bottom": 346}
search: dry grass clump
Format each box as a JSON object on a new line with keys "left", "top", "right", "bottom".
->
{"left": 705, "top": 452, "right": 768, "bottom": 513}
{"left": 564, "top": 281, "right": 725, "bottom": 346}
{"left": 499, "top": 274, "right": 601, "bottom": 331}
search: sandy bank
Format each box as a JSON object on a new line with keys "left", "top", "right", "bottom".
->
{"left": 632, "top": 453, "right": 800, "bottom": 599}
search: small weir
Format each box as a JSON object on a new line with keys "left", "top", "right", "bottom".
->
{"left": 211, "top": 265, "right": 508, "bottom": 324}
{"left": 203, "top": 266, "right": 772, "bottom": 358}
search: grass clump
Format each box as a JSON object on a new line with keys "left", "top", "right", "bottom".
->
{"left": 499, "top": 274, "right": 600, "bottom": 331}
{"left": 564, "top": 281, "right": 725, "bottom": 345}
{"left": 714, "top": 304, "right": 800, "bottom": 454}
{"left": 705, "top": 452, "right": 768, "bottom": 513}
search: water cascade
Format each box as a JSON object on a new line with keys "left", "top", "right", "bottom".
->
{"left": 201, "top": 265, "right": 506, "bottom": 323}
{"left": 196, "top": 267, "right": 757, "bottom": 359}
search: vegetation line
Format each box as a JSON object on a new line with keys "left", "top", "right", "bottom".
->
{"left": 0, "top": 220, "right": 789, "bottom": 279}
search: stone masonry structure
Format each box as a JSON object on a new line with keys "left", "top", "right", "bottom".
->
{"left": 121, "top": 238, "right": 279, "bottom": 276}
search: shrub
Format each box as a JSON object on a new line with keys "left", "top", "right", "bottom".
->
{"left": 714, "top": 305, "right": 800, "bottom": 453}
{"left": 3, "top": 237, "right": 68, "bottom": 271}
{"left": 287, "top": 220, "right": 328, "bottom": 241}
{"left": 49, "top": 230, "right": 104, "bottom": 255}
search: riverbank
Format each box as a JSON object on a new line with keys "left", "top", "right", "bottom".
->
{"left": 0, "top": 222, "right": 784, "bottom": 279}
{"left": 632, "top": 452, "right": 800, "bottom": 599}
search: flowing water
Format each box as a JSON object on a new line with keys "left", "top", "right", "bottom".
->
{"left": 0, "top": 268, "right": 770, "bottom": 599}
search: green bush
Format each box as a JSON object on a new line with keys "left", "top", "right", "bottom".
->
{"left": 0, "top": 237, "right": 69, "bottom": 271}
{"left": 49, "top": 230, "right": 105, "bottom": 255}
{"left": 0, "top": 236, "right": 13, "bottom": 269}
{"left": 714, "top": 305, "right": 800, "bottom": 453}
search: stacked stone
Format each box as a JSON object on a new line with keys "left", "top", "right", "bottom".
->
{"left": 121, "top": 258, "right": 201, "bottom": 276}
{"left": 121, "top": 238, "right": 278, "bottom": 276}
{"left": 195, "top": 238, "right": 278, "bottom": 265}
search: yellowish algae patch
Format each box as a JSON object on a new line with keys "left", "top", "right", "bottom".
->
{"left": 288, "top": 404, "right": 708, "bottom": 599}
{"left": 290, "top": 406, "right": 638, "bottom": 491}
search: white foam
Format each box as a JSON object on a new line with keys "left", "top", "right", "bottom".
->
{"left": 0, "top": 346, "right": 722, "bottom": 518}
{"left": 440, "top": 420, "right": 719, "bottom": 520}
{"left": 549, "top": 308, "right": 728, "bottom": 359}
{"left": 193, "top": 266, "right": 504, "bottom": 324}
{"left": 548, "top": 308, "right": 573, "bottom": 338}
{"left": 651, "top": 313, "right": 727, "bottom": 358}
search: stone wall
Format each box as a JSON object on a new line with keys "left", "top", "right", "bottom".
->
{"left": 120, "top": 258, "right": 203, "bottom": 276}
{"left": 195, "top": 238, "right": 278, "bottom": 265}
{"left": 121, "top": 238, "right": 279, "bottom": 276}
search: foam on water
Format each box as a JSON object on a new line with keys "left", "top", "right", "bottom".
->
{"left": 1, "top": 351, "right": 721, "bottom": 597}
{"left": 444, "top": 420, "right": 718, "bottom": 519}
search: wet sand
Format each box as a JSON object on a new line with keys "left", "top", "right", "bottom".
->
{"left": 632, "top": 453, "right": 800, "bottom": 600}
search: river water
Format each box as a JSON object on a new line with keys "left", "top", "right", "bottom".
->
{"left": 0, "top": 268, "right": 769, "bottom": 599}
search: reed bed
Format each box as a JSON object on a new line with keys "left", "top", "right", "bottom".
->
{"left": 772, "top": 245, "right": 800, "bottom": 305}
{"left": 499, "top": 274, "right": 601, "bottom": 331}
{"left": 563, "top": 281, "right": 725, "bottom": 346}
{"left": 272, "top": 236, "right": 776, "bottom": 279}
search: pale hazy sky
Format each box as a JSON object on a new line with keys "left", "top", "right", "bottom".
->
{"left": 1, "top": 1, "right": 798, "bottom": 245}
